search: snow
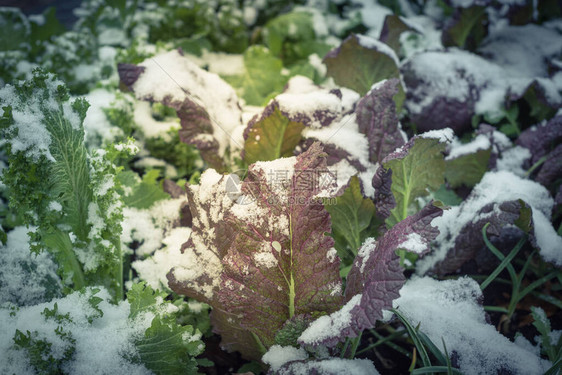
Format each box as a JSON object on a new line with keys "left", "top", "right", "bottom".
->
{"left": 276, "top": 358, "right": 379, "bottom": 375}
{"left": 83, "top": 89, "right": 123, "bottom": 146}
{"left": 0, "top": 81, "right": 62, "bottom": 162}
{"left": 132, "top": 227, "right": 192, "bottom": 290}
{"left": 133, "top": 101, "right": 179, "bottom": 141}
{"left": 395, "top": 277, "right": 550, "bottom": 375}
{"left": 254, "top": 251, "right": 278, "bottom": 268}
{"left": 531, "top": 209, "right": 562, "bottom": 267}
{"left": 479, "top": 24, "right": 562, "bottom": 78}
{"left": 298, "top": 294, "right": 362, "bottom": 345}
{"left": 121, "top": 197, "right": 185, "bottom": 257}
{"left": 417, "top": 171, "right": 560, "bottom": 273}
{"left": 133, "top": 50, "right": 243, "bottom": 156}
{"left": 0, "top": 227, "right": 62, "bottom": 306}
{"left": 355, "top": 34, "right": 400, "bottom": 66}
{"left": 188, "top": 50, "right": 245, "bottom": 76}
{"left": 275, "top": 76, "right": 359, "bottom": 129}
{"left": 170, "top": 169, "right": 235, "bottom": 300}
{"left": 403, "top": 48, "right": 531, "bottom": 118}
{"left": 495, "top": 146, "right": 531, "bottom": 177}
{"left": 262, "top": 345, "right": 308, "bottom": 372}
{"left": 420, "top": 128, "right": 454, "bottom": 144}
{"left": 0, "top": 287, "right": 179, "bottom": 374}
{"left": 399, "top": 233, "right": 427, "bottom": 254}
{"left": 351, "top": 0, "right": 392, "bottom": 38}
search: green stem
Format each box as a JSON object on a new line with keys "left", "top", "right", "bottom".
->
{"left": 349, "top": 331, "right": 363, "bottom": 358}
{"left": 525, "top": 155, "right": 548, "bottom": 177}
{"left": 288, "top": 215, "right": 295, "bottom": 319}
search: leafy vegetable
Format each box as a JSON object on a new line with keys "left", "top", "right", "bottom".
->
{"left": 373, "top": 134, "right": 448, "bottom": 227}
{"left": 324, "top": 176, "right": 376, "bottom": 265}
{"left": 324, "top": 33, "right": 401, "bottom": 97}
{"left": 169, "top": 143, "right": 343, "bottom": 360}
{"left": 243, "top": 104, "right": 305, "bottom": 164}
{"left": 442, "top": 6, "right": 488, "bottom": 51}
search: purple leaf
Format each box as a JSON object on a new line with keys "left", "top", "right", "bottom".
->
{"left": 216, "top": 143, "right": 343, "bottom": 358}
{"left": 117, "top": 50, "right": 243, "bottom": 172}
{"left": 298, "top": 203, "right": 442, "bottom": 347}
{"left": 516, "top": 115, "right": 562, "bottom": 165}
{"left": 430, "top": 200, "right": 532, "bottom": 275}
{"left": 372, "top": 167, "right": 395, "bottom": 221}
{"left": 536, "top": 143, "right": 562, "bottom": 188}
{"left": 356, "top": 79, "right": 405, "bottom": 164}
{"left": 169, "top": 143, "right": 343, "bottom": 360}
{"left": 117, "top": 63, "right": 145, "bottom": 90}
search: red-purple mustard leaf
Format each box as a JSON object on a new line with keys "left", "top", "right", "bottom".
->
{"left": 536, "top": 143, "right": 562, "bottom": 189}
{"left": 430, "top": 199, "right": 532, "bottom": 275}
{"left": 356, "top": 78, "right": 404, "bottom": 164}
{"left": 169, "top": 143, "right": 343, "bottom": 360}
{"left": 298, "top": 203, "right": 442, "bottom": 347}
{"left": 516, "top": 115, "right": 562, "bottom": 165}
{"left": 167, "top": 171, "right": 236, "bottom": 305}
{"left": 371, "top": 167, "right": 395, "bottom": 222}
{"left": 117, "top": 50, "right": 243, "bottom": 173}
{"left": 216, "top": 143, "right": 343, "bottom": 358}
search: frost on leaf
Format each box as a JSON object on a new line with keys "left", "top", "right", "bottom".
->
{"left": 168, "top": 143, "right": 343, "bottom": 360}
{"left": 418, "top": 171, "right": 562, "bottom": 274}
{"left": 118, "top": 50, "right": 243, "bottom": 172}
{"left": 299, "top": 203, "right": 442, "bottom": 347}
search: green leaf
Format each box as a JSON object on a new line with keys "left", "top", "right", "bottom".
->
{"left": 126, "top": 282, "right": 167, "bottom": 320}
{"left": 531, "top": 307, "right": 558, "bottom": 362}
{"left": 324, "top": 34, "right": 401, "bottom": 97}
{"left": 431, "top": 184, "right": 462, "bottom": 206}
{"left": 223, "top": 46, "right": 285, "bottom": 106}
{"left": 120, "top": 169, "right": 168, "bottom": 209}
{"left": 29, "top": 7, "right": 65, "bottom": 50}
{"left": 445, "top": 148, "right": 491, "bottom": 188}
{"left": 243, "top": 105, "right": 305, "bottom": 164}
{"left": 324, "top": 176, "right": 376, "bottom": 264}
{"left": 442, "top": 6, "right": 488, "bottom": 51}
{"left": 135, "top": 316, "right": 203, "bottom": 375}
{"left": 383, "top": 137, "right": 446, "bottom": 227}
{"left": 379, "top": 14, "right": 416, "bottom": 55}
{"left": 264, "top": 11, "right": 330, "bottom": 66}
{"left": 0, "top": 8, "right": 30, "bottom": 52}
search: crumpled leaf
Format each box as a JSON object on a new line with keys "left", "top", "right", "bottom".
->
{"left": 442, "top": 6, "right": 488, "bottom": 51}
{"left": 118, "top": 50, "right": 243, "bottom": 172}
{"left": 356, "top": 79, "right": 404, "bottom": 164}
{"left": 168, "top": 143, "right": 343, "bottom": 360}
{"left": 373, "top": 135, "right": 447, "bottom": 227}
{"left": 298, "top": 203, "right": 442, "bottom": 347}
{"left": 324, "top": 33, "right": 401, "bottom": 97}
